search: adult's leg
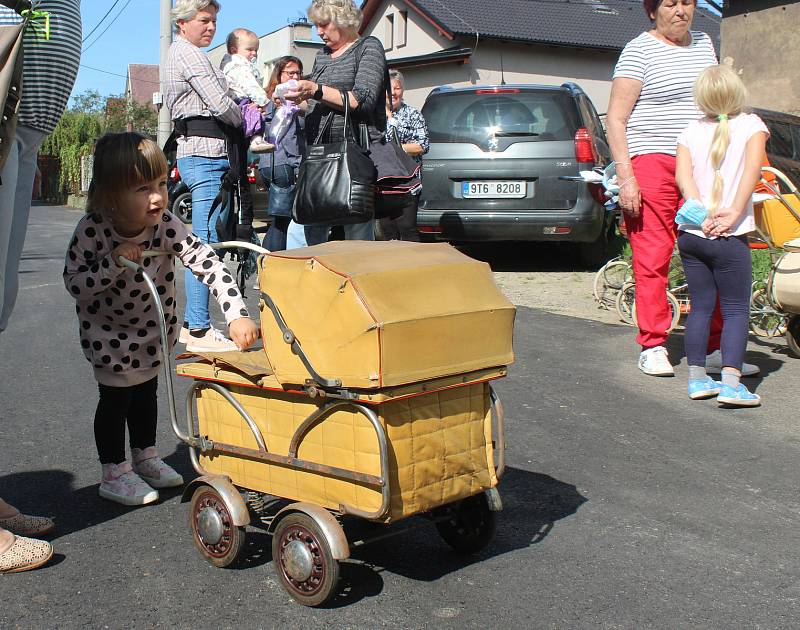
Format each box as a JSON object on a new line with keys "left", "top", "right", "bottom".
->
{"left": 714, "top": 235, "right": 752, "bottom": 370}
{"left": 94, "top": 383, "right": 134, "bottom": 464}
{"left": 677, "top": 232, "right": 718, "bottom": 367}
{"left": 303, "top": 224, "right": 330, "bottom": 246}
{"left": 263, "top": 164, "right": 294, "bottom": 252}
{"left": 626, "top": 154, "right": 680, "bottom": 348}
{"left": 126, "top": 377, "right": 159, "bottom": 451}
{"left": 343, "top": 220, "right": 375, "bottom": 241}
{"left": 178, "top": 156, "right": 230, "bottom": 330}
{"left": 0, "top": 126, "right": 47, "bottom": 332}
{"left": 395, "top": 194, "right": 421, "bottom": 242}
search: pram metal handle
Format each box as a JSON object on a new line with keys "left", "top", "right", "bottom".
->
{"left": 118, "top": 242, "right": 268, "bottom": 451}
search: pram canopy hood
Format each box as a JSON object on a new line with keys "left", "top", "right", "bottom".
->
{"left": 258, "top": 240, "right": 516, "bottom": 389}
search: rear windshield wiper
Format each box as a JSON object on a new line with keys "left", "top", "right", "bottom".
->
{"left": 491, "top": 131, "right": 540, "bottom": 137}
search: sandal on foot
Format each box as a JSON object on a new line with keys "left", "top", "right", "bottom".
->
{"left": 0, "top": 535, "right": 54, "bottom": 574}
{"left": 0, "top": 512, "right": 55, "bottom": 537}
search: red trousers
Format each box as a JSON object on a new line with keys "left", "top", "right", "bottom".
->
{"left": 624, "top": 154, "right": 722, "bottom": 350}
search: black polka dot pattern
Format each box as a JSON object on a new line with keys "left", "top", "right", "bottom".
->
{"left": 65, "top": 211, "right": 249, "bottom": 384}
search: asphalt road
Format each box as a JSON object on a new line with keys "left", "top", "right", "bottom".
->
{"left": 2, "top": 205, "right": 800, "bottom": 629}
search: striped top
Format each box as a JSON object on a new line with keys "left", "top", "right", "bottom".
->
{"left": 613, "top": 31, "right": 717, "bottom": 157}
{"left": 0, "top": 0, "right": 81, "bottom": 134}
{"left": 305, "top": 36, "right": 388, "bottom": 145}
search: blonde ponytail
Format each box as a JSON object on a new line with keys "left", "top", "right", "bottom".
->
{"left": 693, "top": 65, "right": 747, "bottom": 216}
{"left": 708, "top": 115, "right": 730, "bottom": 213}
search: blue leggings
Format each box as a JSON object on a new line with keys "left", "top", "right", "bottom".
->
{"left": 677, "top": 231, "right": 751, "bottom": 370}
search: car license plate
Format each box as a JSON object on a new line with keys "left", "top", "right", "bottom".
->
{"left": 462, "top": 181, "right": 526, "bottom": 198}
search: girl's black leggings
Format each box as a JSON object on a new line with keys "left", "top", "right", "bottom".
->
{"left": 94, "top": 376, "right": 158, "bottom": 465}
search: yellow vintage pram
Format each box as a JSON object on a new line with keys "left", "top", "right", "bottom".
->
{"left": 750, "top": 167, "right": 800, "bottom": 356}
{"left": 123, "top": 240, "right": 515, "bottom": 606}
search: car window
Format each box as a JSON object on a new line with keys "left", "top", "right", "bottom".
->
{"left": 422, "top": 90, "right": 581, "bottom": 145}
{"left": 767, "top": 121, "right": 794, "bottom": 159}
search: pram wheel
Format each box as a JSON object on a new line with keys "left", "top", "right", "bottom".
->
{"left": 787, "top": 315, "right": 800, "bottom": 358}
{"left": 272, "top": 513, "right": 340, "bottom": 607}
{"left": 435, "top": 492, "right": 496, "bottom": 554}
{"left": 189, "top": 485, "right": 246, "bottom": 568}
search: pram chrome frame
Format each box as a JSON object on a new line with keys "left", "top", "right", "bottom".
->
{"left": 120, "top": 240, "right": 507, "bottom": 605}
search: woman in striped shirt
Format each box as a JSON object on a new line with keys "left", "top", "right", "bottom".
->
{"left": 0, "top": 0, "right": 80, "bottom": 575}
{"left": 605, "top": 0, "right": 742, "bottom": 378}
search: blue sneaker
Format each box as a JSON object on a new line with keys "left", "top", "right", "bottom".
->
{"left": 717, "top": 383, "right": 761, "bottom": 407}
{"left": 688, "top": 377, "right": 721, "bottom": 400}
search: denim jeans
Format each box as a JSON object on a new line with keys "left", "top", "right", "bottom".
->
{"left": 0, "top": 125, "right": 47, "bottom": 333}
{"left": 261, "top": 164, "right": 295, "bottom": 252}
{"left": 177, "top": 155, "right": 230, "bottom": 330}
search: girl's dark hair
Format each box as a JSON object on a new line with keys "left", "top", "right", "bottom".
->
{"left": 266, "top": 56, "right": 304, "bottom": 97}
{"left": 86, "top": 132, "right": 168, "bottom": 214}
{"left": 642, "top": 0, "right": 696, "bottom": 20}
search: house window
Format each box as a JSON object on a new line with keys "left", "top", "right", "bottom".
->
{"left": 384, "top": 13, "right": 394, "bottom": 50}
{"left": 397, "top": 10, "right": 407, "bottom": 47}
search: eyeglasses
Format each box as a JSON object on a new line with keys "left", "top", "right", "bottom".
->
{"left": 282, "top": 70, "right": 302, "bottom": 77}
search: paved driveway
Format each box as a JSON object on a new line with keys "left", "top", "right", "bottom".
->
{"left": 1, "top": 205, "right": 799, "bottom": 628}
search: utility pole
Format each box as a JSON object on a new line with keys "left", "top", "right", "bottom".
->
{"left": 157, "top": 0, "right": 172, "bottom": 148}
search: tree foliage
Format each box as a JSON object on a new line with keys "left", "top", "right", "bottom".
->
{"left": 41, "top": 89, "right": 159, "bottom": 197}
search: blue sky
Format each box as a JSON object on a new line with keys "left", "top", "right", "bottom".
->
{"left": 73, "top": 0, "right": 313, "bottom": 101}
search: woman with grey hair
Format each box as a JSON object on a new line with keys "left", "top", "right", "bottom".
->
{"left": 165, "top": 0, "right": 244, "bottom": 352}
{"left": 284, "top": 0, "right": 388, "bottom": 244}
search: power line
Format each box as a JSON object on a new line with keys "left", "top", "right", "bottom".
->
{"left": 81, "top": 0, "right": 121, "bottom": 43}
{"left": 82, "top": 0, "right": 133, "bottom": 53}
{"left": 79, "top": 63, "right": 160, "bottom": 85}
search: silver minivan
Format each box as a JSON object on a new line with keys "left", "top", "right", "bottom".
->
{"left": 418, "top": 83, "right": 614, "bottom": 266}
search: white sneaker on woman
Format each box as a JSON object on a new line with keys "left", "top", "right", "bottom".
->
{"left": 638, "top": 346, "right": 674, "bottom": 376}
{"left": 705, "top": 349, "right": 760, "bottom": 377}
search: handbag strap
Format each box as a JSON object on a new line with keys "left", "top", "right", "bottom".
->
{"left": 313, "top": 89, "right": 357, "bottom": 145}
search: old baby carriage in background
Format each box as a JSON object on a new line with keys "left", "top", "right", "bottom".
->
{"left": 123, "top": 240, "right": 515, "bottom": 606}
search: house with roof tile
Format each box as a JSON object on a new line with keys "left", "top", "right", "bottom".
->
{"left": 124, "top": 64, "right": 160, "bottom": 110}
{"left": 721, "top": 0, "right": 799, "bottom": 115}
{"left": 359, "top": 0, "right": 720, "bottom": 112}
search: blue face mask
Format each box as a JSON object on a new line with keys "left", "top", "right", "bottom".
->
{"left": 675, "top": 198, "right": 708, "bottom": 226}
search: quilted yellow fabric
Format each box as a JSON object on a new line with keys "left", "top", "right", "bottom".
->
{"left": 187, "top": 363, "right": 499, "bottom": 523}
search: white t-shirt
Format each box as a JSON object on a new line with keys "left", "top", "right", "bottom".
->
{"left": 613, "top": 31, "right": 717, "bottom": 156}
{"left": 676, "top": 113, "right": 769, "bottom": 238}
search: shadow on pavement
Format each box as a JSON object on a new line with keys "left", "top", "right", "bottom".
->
{"left": 341, "top": 467, "right": 586, "bottom": 588}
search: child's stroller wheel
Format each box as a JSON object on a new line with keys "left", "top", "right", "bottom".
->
{"left": 435, "top": 492, "right": 496, "bottom": 554}
{"left": 272, "top": 513, "right": 340, "bottom": 607}
{"left": 189, "top": 485, "right": 246, "bottom": 568}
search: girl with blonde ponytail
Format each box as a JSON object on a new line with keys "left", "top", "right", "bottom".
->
{"left": 674, "top": 64, "right": 769, "bottom": 407}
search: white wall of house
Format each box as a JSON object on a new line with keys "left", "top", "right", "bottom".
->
{"left": 363, "top": 1, "right": 619, "bottom": 113}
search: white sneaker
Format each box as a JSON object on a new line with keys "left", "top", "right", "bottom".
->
{"left": 185, "top": 326, "right": 238, "bottom": 353}
{"left": 179, "top": 325, "right": 190, "bottom": 345}
{"left": 131, "top": 447, "right": 184, "bottom": 489}
{"left": 705, "top": 349, "right": 760, "bottom": 377}
{"left": 638, "top": 346, "right": 674, "bottom": 376}
{"left": 99, "top": 462, "right": 159, "bottom": 506}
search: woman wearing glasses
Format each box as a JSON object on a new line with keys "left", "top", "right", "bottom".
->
{"left": 259, "top": 56, "right": 306, "bottom": 251}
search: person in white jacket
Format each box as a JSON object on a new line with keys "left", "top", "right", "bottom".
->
{"left": 221, "top": 28, "right": 273, "bottom": 153}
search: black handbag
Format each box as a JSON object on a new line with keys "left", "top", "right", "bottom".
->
{"left": 292, "top": 90, "right": 376, "bottom": 226}
{"left": 369, "top": 127, "right": 421, "bottom": 219}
